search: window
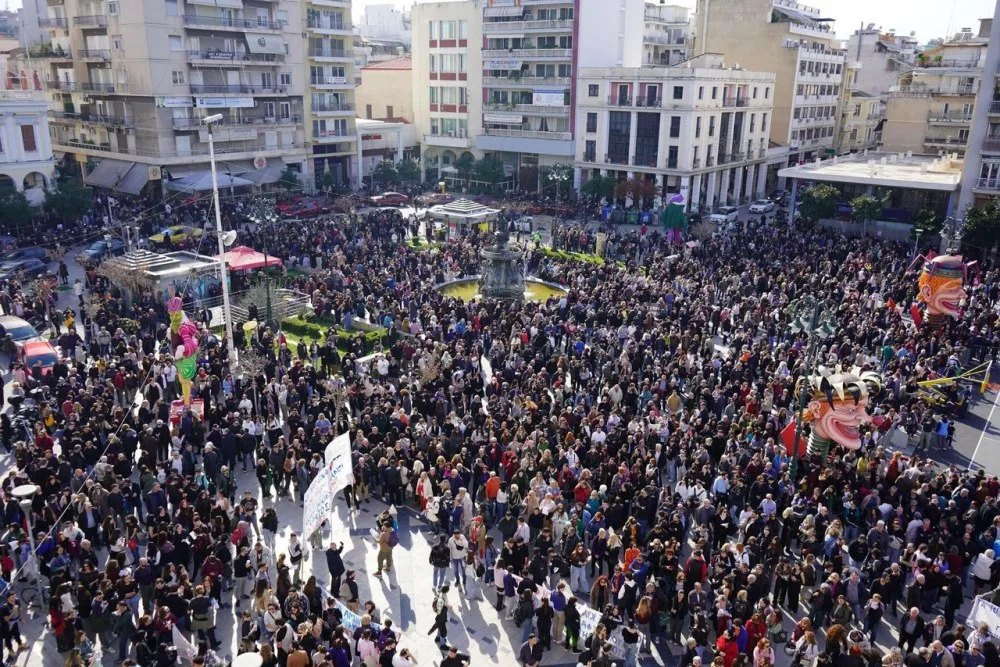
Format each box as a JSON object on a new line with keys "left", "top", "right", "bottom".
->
{"left": 112, "top": 35, "right": 123, "bottom": 50}
{"left": 669, "top": 116, "right": 680, "bottom": 138}
{"left": 168, "top": 35, "right": 182, "bottom": 51}
{"left": 429, "top": 21, "right": 437, "bottom": 40}
{"left": 586, "top": 113, "right": 597, "bottom": 133}
{"left": 386, "top": 105, "right": 393, "bottom": 118}
{"left": 280, "top": 102, "right": 290, "bottom": 119}
{"left": 108, "top": 1, "right": 119, "bottom": 14}
{"left": 429, "top": 55, "right": 436, "bottom": 72}
{"left": 429, "top": 87, "right": 438, "bottom": 103}
{"left": 793, "top": 108, "right": 800, "bottom": 120}
{"left": 280, "top": 73, "right": 291, "bottom": 86}
{"left": 667, "top": 146, "right": 678, "bottom": 169}
{"left": 762, "top": 113, "right": 767, "bottom": 132}
{"left": 165, "top": 0, "right": 178, "bottom": 16}
{"left": 709, "top": 116, "right": 715, "bottom": 137}
{"left": 711, "top": 86, "right": 717, "bottom": 100}
{"left": 459, "top": 21, "right": 467, "bottom": 39}
{"left": 695, "top": 116, "right": 701, "bottom": 138}
{"left": 171, "top": 70, "right": 184, "bottom": 84}
{"left": 584, "top": 139, "right": 596, "bottom": 159}
{"left": 698, "top": 86, "right": 704, "bottom": 100}
{"left": 440, "top": 21, "right": 456, "bottom": 39}
{"left": 588, "top": 84, "right": 599, "bottom": 97}
{"left": 672, "top": 86, "right": 683, "bottom": 100}
{"left": 20, "top": 125, "right": 36, "bottom": 152}
{"left": 365, "top": 104, "right": 372, "bottom": 119}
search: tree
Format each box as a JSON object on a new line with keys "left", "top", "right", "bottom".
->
{"left": 240, "top": 280, "right": 293, "bottom": 329}
{"left": 910, "top": 208, "right": 943, "bottom": 241}
{"left": 798, "top": 184, "right": 840, "bottom": 222}
{"left": 581, "top": 175, "right": 615, "bottom": 202}
{"left": 371, "top": 160, "right": 399, "bottom": 188}
{"left": 963, "top": 201, "right": 1000, "bottom": 255}
{"left": 318, "top": 170, "right": 336, "bottom": 194}
{"left": 45, "top": 180, "right": 93, "bottom": 220}
{"left": 396, "top": 158, "right": 421, "bottom": 184}
{"left": 850, "top": 193, "right": 887, "bottom": 236}
{"left": 278, "top": 167, "right": 299, "bottom": 191}
{"left": 0, "top": 190, "right": 33, "bottom": 234}
{"left": 545, "top": 162, "right": 573, "bottom": 197}
{"left": 615, "top": 178, "right": 655, "bottom": 208}
{"left": 473, "top": 156, "right": 505, "bottom": 185}
{"left": 454, "top": 153, "right": 476, "bottom": 184}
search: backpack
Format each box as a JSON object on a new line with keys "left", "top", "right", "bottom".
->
{"left": 388, "top": 531, "right": 399, "bottom": 548}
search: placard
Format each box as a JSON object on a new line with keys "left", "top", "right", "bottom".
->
{"left": 196, "top": 97, "right": 255, "bottom": 108}
{"left": 156, "top": 96, "right": 193, "bottom": 108}
{"left": 483, "top": 112, "right": 523, "bottom": 125}
{"left": 532, "top": 88, "right": 566, "bottom": 106}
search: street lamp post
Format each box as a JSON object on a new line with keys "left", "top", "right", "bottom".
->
{"left": 204, "top": 114, "right": 238, "bottom": 369}
{"left": 787, "top": 296, "right": 839, "bottom": 481}
{"left": 12, "top": 485, "right": 42, "bottom": 608}
{"left": 940, "top": 215, "right": 966, "bottom": 254}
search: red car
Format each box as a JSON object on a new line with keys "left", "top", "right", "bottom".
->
{"left": 370, "top": 192, "right": 409, "bottom": 207}
{"left": 414, "top": 193, "right": 455, "bottom": 206}
{"left": 277, "top": 196, "right": 306, "bottom": 214}
{"left": 288, "top": 199, "right": 331, "bottom": 218}
{"left": 22, "top": 340, "right": 60, "bottom": 375}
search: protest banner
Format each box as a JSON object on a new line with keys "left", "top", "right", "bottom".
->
{"left": 967, "top": 597, "right": 1000, "bottom": 638}
{"left": 302, "top": 432, "right": 355, "bottom": 538}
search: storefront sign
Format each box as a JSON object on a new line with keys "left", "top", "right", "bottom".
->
{"left": 156, "top": 96, "right": 193, "bottom": 108}
{"left": 196, "top": 96, "right": 255, "bottom": 108}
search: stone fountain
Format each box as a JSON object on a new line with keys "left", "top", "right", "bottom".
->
{"left": 478, "top": 218, "right": 525, "bottom": 300}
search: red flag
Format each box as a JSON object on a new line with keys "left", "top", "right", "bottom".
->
{"left": 910, "top": 305, "right": 922, "bottom": 327}
{"left": 781, "top": 421, "right": 807, "bottom": 457}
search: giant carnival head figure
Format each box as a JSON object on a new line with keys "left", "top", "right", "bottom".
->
{"left": 800, "top": 366, "right": 883, "bottom": 451}
{"left": 917, "top": 254, "right": 968, "bottom": 320}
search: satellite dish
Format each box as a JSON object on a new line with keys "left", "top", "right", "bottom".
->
{"left": 221, "top": 230, "right": 238, "bottom": 247}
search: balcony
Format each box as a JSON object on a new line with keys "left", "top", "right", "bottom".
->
{"left": 184, "top": 15, "right": 283, "bottom": 31}
{"left": 38, "top": 17, "right": 68, "bottom": 28}
{"left": 604, "top": 153, "right": 628, "bottom": 165}
{"left": 924, "top": 135, "right": 967, "bottom": 147}
{"left": 423, "top": 133, "right": 471, "bottom": 148}
{"left": 482, "top": 75, "right": 570, "bottom": 87}
{"left": 722, "top": 96, "right": 748, "bottom": 108}
{"left": 582, "top": 151, "right": 596, "bottom": 162}
{"left": 311, "top": 101, "right": 354, "bottom": 113}
{"left": 717, "top": 152, "right": 746, "bottom": 165}
{"left": 46, "top": 80, "right": 75, "bottom": 91}
{"left": 313, "top": 129, "right": 353, "bottom": 142}
{"left": 989, "top": 100, "right": 1000, "bottom": 115}
{"left": 186, "top": 50, "right": 283, "bottom": 65}
{"left": 484, "top": 127, "right": 571, "bottom": 140}
{"left": 893, "top": 84, "right": 978, "bottom": 96}
{"left": 51, "top": 111, "right": 133, "bottom": 128}
{"left": 190, "top": 84, "right": 288, "bottom": 94}
{"left": 608, "top": 96, "right": 632, "bottom": 107}
{"left": 309, "top": 0, "right": 351, "bottom": 7}
{"left": 73, "top": 15, "right": 106, "bottom": 27}
{"left": 643, "top": 33, "right": 686, "bottom": 46}
{"left": 483, "top": 19, "right": 573, "bottom": 33}
{"left": 633, "top": 155, "right": 658, "bottom": 168}
{"left": 915, "top": 58, "right": 981, "bottom": 69}
{"left": 306, "top": 18, "right": 352, "bottom": 33}
{"left": 54, "top": 139, "right": 307, "bottom": 160}
{"left": 173, "top": 115, "right": 301, "bottom": 129}
{"left": 31, "top": 47, "right": 72, "bottom": 60}
{"left": 484, "top": 103, "right": 569, "bottom": 116}
{"left": 77, "top": 49, "right": 110, "bottom": 60}
{"left": 982, "top": 137, "right": 1000, "bottom": 153}
{"left": 976, "top": 177, "right": 1000, "bottom": 191}
{"left": 706, "top": 156, "right": 715, "bottom": 167}
{"left": 482, "top": 47, "right": 572, "bottom": 60}
{"left": 81, "top": 82, "right": 119, "bottom": 93}
{"left": 636, "top": 97, "right": 662, "bottom": 109}
{"left": 308, "top": 47, "right": 349, "bottom": 59}
{"left": 927, "top": 110, "right": 974, "bottom": 123}
{"left": 691, "top": 158, "right": 701, "bottom": 169}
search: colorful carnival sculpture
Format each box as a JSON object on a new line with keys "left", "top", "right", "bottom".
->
{"left": 660, "top": 192, "right": 687, "bottom": 243}
{"left": 798, "top": 366, "right": 883, "bottom": 460}
{"left": 166, "top": 289, "right": 201, "bottom": 406}
{"left": 915, "top": 253, "right": 969, "bottom": 332}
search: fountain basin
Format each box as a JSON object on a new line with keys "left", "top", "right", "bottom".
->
{"left": 437, "top": 276, "right": 567, "bottom": 303}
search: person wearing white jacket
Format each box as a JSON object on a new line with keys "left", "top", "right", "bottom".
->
{"left": 972, "top": 549, "right": 995, "bottom": 594}
{"left": 447, "top": 530, "right": 469, "bottom": 588}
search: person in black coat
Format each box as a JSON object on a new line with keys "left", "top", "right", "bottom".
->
{"left": 899, "top": 607, "right": 926, "bottom": 654}
{"left": 535, "top": 597, "right": 554, "bottom": 650}
{"left": 326, "top": 541, "right": 346, "bottom": 596}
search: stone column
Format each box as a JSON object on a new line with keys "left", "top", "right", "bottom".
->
{"left": 789, "top": 178, "right": 799, "bottom": 226}
{"left": 690, "top": 173, "right": 702, "bottom": 212}
{"left": 705, "top": 170, "right": 718, "bottom": 211}
{"left": 732, "top": 165, "right": 744, "bottom": 204}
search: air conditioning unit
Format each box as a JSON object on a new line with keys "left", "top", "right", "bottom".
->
{"left": 447, "top": 131, "right": 455, "bottom": 137}
{"left": 457, "top": 129, "right": 466, "bottom": 138}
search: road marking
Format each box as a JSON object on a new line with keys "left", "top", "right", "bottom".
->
{"left": 969, "top": 389, "right": 1000, "bottom": 470}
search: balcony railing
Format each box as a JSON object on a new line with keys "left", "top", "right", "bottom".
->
{"left": 172, "top": 115, "right": 302, "bottom": 129}
{"left": 893, "top": 84, "right": 978, "bottom": 96}
{"left": 608, "top": 96, "right": 631, "bottom": 107}
{"left": 308, "top": 48, "right": 348, "bottom": 58}
{"left": 186, "top": 50, "right": 282, "bottom": 64}
{"left": 484, "top": 127, "right": 571, "bottom": 140}
{"left": 46, "top": 80, "right": 75, "bottom": 91}
{"left": 633, "top": 155, "right": 658, "bottom": 168}
{"left": 483, "top": 19, "right": 574, "bottom": 32}
{"left": 722, "top": 96, "right": 748, "bottom": 108}
{"left": 604, "top": 153, "right": 628, "bottom": 165}
{"left": 77, "top": 49, "right": 110, "bottom": 59}
{"left": 81, "top": 82, "right": 118, "bottom": 93}
{"left": 307, "top": 19, "right": 352, "bottom": 31}
{"left": 32, "top": 47, "right": 72, "bottom": 59}
{"left": 717, "top": 152, "right": 746, "bottom": 165}
{"left": 314, "top": 130, "right": 352, "bottom": 140}
{"left": 982, "top": 137, "right": 1000, "bottom": 153}
{"left": 185, "top": 15, "right": 283, "bottom": 30}
{"left": 990, "top": 100, "right": 1000, "bottom": 114}
{"left": 643, "top": 33, "right": 686, "bottom": 46}
{"left": 482, "top": 47, "right": 572, "bottom": 59}
{"left": 51, "top": 112, "right": 132, "bottom": 127}
{"left": 38, "top": 17, "right": 68, "bottom": 28}
{"left": 976, "top": 177, "right": 1000, "bottom": 191}
{"left": 692, "top": 158, "right": 701, "bottom": 168}
{"left": 190, "top": 84, "right": 287, "bottom": 94}
{"left": 927, "top": 110, "right": 974, "bottom": 122}
{"left": 582, "top": 151, "right": 596, "bottom": 162}
{"left": 915, "top": 58, "right": 981, "bottom": 69}
{"left": 56, "top": 139, "right": 306, "bottom": 158}
{"left": 73, "top": 15, "right": 106, "bottom": 26}
{"left": 311, "top": 101, "right": 354, "bottom": 112}
{"left": 706, "top": 156, "right": 715, "bottom": 166}
{"left": 482, "top": 75, "right": 571, "bottom": 86}
{"left": 924, "top": 136, "right": 967, "bottom": 146}
{"left": 636, "top": 97, "right": 663, "bottom": 108}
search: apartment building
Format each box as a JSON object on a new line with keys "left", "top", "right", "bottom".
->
{"left": 843, "top": 27, "right": 916, "bottom": 99}
{"left": 574, "top": 54, "right": 775, "bottom": 212}
{"left": 834, "top": 61, "right": 882, "bottom": 153}
{"left": 0, "top": 92, "right": 56, "bottom": 205}
{"left": 881, "top": 23, "right": 989, "bottom": 159}
{"left": 305, "top": 0, "right": 358, "bottom": 188}
{"left": 642, "top": 3, "right": 690, "bottom": 68}
{"left": 31, "top": 0, "right": 309, "bottom": 195}
{"left": 355, "top": 56, "right": 413, "bottom": 122}
{"left": 695, "top": 0, "right": 846, "bottom": 166}
{"left": 411, "top": 0, "right": 481, "bottom": 185}
{"left": 959, "top": 7, "right": 1000, "bottom": 211}
{"left": 475, "top": 0, "right": 644, "bottom": 190}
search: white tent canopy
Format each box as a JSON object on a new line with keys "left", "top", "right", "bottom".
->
{"left": 165, "top": 171, "right": 254, "bottom": 193}
{"left": 426, "top": 198, "right": 500, "bottom": 227}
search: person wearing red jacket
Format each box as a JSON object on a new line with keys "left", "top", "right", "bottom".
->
{"left": 716, "top": 628, "right": 739, "bottom": 667}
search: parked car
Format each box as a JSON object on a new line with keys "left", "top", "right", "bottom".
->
{"left": 21, "top": 340, "right": 60, "bottom": 374}
{"left": 0, "top": 315, "right": 42, "bottom": 348}
{"left": 276, "top": 196, "right": 306, "bottom": 214}
{"left": 0, "top": 246, "right": 49, "bottom": 263}
{"left": 0, "top": 258, "right": 49, "bottom": 281}
{"left": 370, "top": 192, "right": 409, "bottom": 207}
{"left": 76, "top": 238, "right": 125, "bottom": 265}
{"left": 748, "top": 199, "right": 776, "bottom": 214}
{"left": 714, "top": 206, "right": 740, "bottom": 222}
{"left": 287, "top": 199, "right": 332, "bottom": 218}
{"left": 148, "top": 225, "right": 205, "bottom": 246}
{"left": 414, "top": 193, "right": 455, "bottom": 206}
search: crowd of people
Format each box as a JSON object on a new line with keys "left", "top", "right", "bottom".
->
{"left": 0, "top": 184, "right": 998, "bottom": 667}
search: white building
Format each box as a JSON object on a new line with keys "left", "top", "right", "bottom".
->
{"left": 359, "top": 3, "right": 411, "bottom": 47}
{"left": 642, "top": 3, "right": 691, "bottom": 67}
{"left": 843, "top": 26, "right": 917, "bottom": 98}
{"left": 0, "top": 92, "right": 56, "bottom": 205}
{"left": 574, "top": 54, "right": 775, "bottom": 212}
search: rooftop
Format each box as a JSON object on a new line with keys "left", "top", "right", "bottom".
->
{"left": 362, "top": 55, "right": 412, "bottom": 71}
{"left": 778, "top": 152, "right": 962, "bottom": 191}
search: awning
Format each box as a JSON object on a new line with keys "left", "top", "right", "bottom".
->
{"left": 186, "top": 0, "right": 243, "bottom": 7}
{"left": 246, "top": 35, "right": 285, "bottom": 55}
{"left": 117, "top": 164, "right": 151, "bottom": 196}
{"left": 772, "top": 5, "right": 830, "bottom": 26}
{"left": 237, "top": 163, "right": 285, "bottom": 185}
{"left": 84, "top": 158, "right": 135, "bottom": 190}
{"left": 165, "top": 171, "right": 254, "bottom": 193}
{"left": 217, "top": 245, "right": 282, "bottom": 271}
{"left": 484, "top": 6, "right": 524, "bottom": 17}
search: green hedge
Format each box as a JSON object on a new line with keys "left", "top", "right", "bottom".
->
{"left": 540, "top": 247, "right": 605, "bottom": 265}
{"left": 281, "top": 314, "right": 386, "bottom": 355}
